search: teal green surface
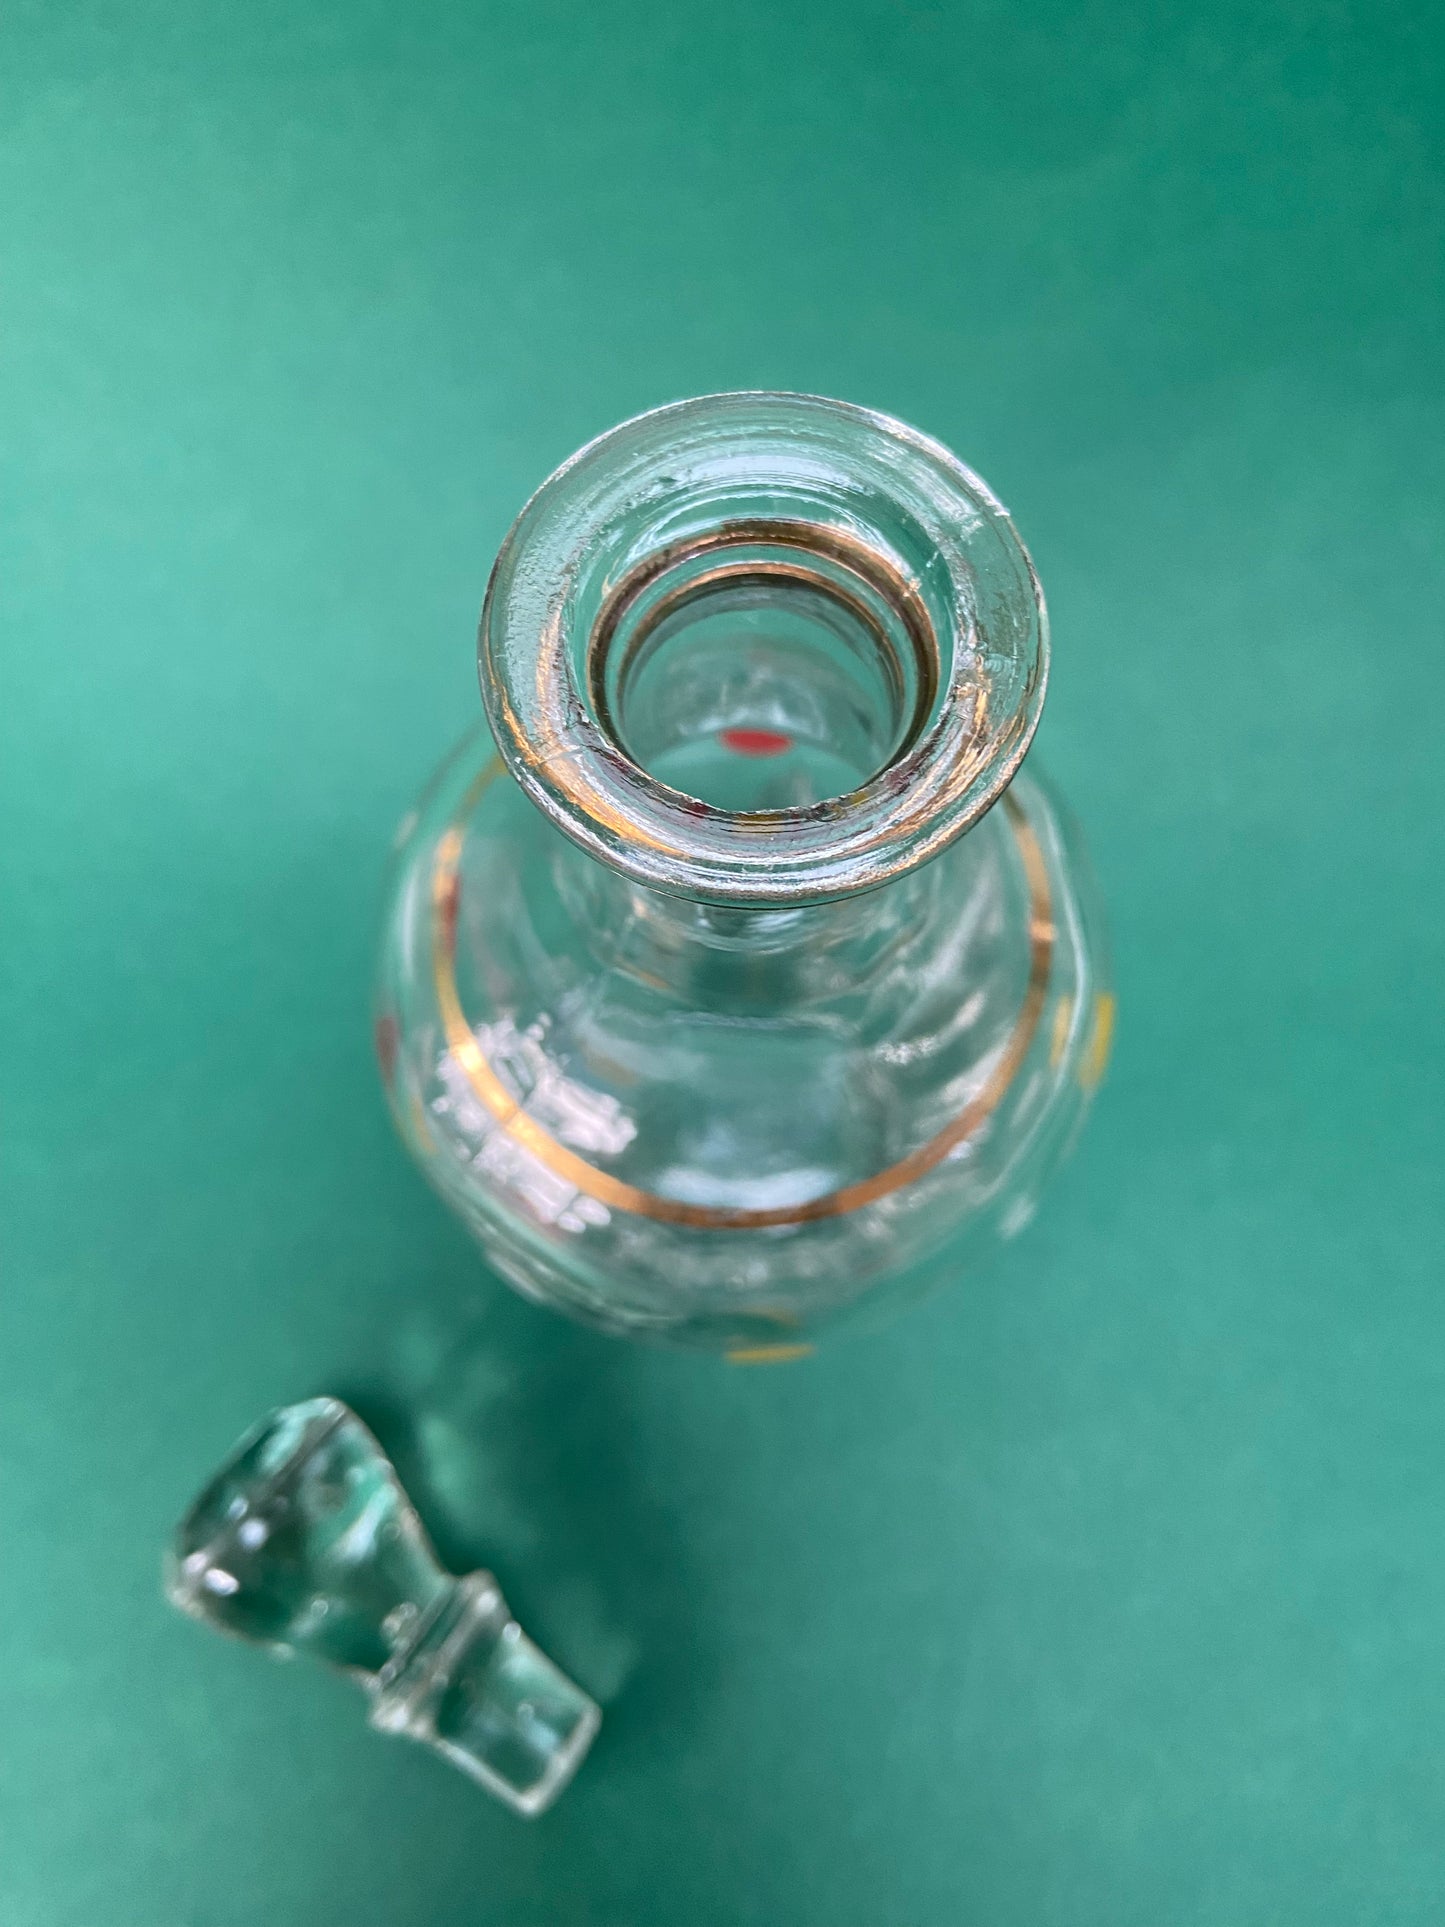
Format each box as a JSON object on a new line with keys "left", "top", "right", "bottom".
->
{"left": 2, "top": 2, "right": 1443, "bottom": 1921}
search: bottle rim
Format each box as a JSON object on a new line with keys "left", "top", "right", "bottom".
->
{"left": 478, "top": 391, "right": 1047, "bottom": 905}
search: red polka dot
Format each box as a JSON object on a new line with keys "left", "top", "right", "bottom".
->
{"left": 719, "top": 727, "right": 793, "bottom": 757}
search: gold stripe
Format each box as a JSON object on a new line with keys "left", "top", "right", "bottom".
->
{"left": 586, "top": 519, "right": 940, "bottom": 778}
{"left": 432, "top": 762, "right": 1054, "bottom": 1228}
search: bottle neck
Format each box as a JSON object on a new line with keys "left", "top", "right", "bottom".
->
{"left": 551, "top": 834, "right": 936, "bottom": 1009}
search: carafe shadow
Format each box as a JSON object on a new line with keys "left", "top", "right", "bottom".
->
{"left": 337, "top": 1266, "right": 709, "bottom": 1760}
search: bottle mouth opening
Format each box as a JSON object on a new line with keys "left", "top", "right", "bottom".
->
{"left": 480, "top": 392, "right": 1047, "bottom": 906}
{"left": 588, "top": 517, "right": 940, "bottom": 815}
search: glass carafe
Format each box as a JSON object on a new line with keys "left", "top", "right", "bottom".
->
{"left": 376, "top": 394, "right": 1111, "bottom": 1352}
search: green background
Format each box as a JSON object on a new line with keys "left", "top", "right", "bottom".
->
{"left": 3, "top": 2, "right": 1443, "bottom": 1921}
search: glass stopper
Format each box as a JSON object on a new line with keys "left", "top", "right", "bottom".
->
{"left": 164, "top": 1397, "right": 600, "bottom": 1816}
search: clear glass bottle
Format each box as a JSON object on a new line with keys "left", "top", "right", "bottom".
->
{"left": 376, "top": 394, "right": 1111, "bottom": 1352}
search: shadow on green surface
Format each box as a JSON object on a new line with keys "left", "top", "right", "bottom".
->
{"left": 336, "top": 1265, "right": 708, "bottom": 1761}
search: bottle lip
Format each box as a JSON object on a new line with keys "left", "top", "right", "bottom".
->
{"left": 478, "top": 391, "right": 1048, "bottom": 905}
